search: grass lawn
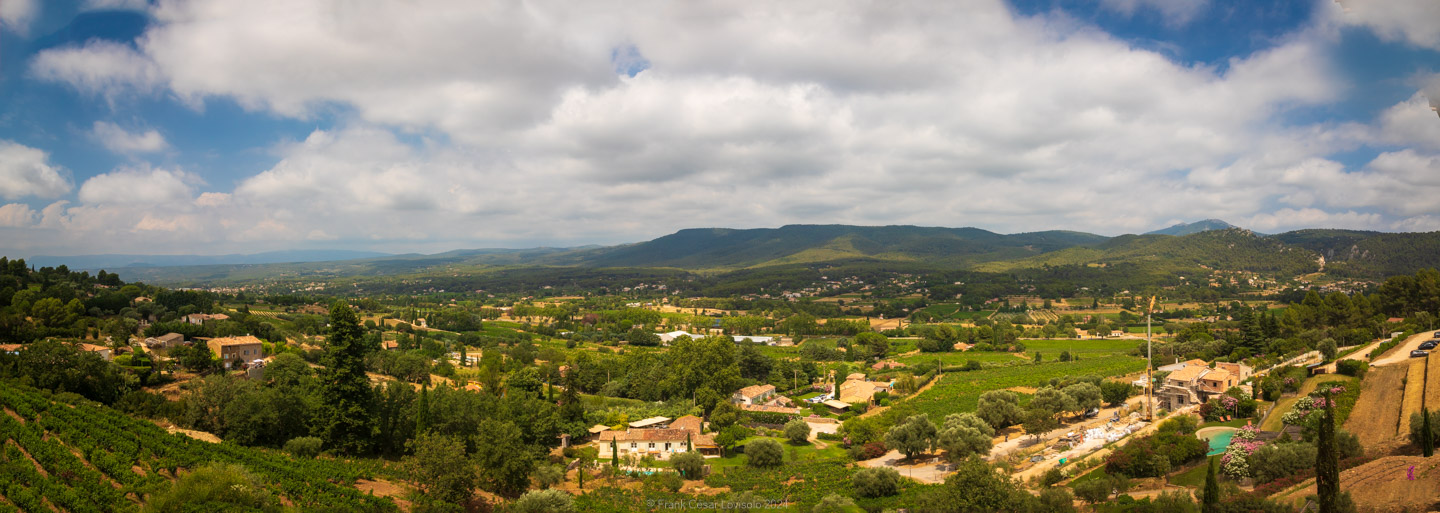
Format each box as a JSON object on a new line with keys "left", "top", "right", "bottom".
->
{"left": 1260, "top": 374, "right": 1354, "bottom": 432}
{"left": 699, "top": 436, "right": 848, "bottom": 469}
{"left": 1168, "top": 455, "right": 1221, "bottom": 488}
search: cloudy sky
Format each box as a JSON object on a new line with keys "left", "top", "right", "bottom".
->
{"left": 1, "top": 0, "right": 1438, "bottom": 257}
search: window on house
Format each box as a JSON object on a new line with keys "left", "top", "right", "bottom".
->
{"left": 649, "top": 442, "right": 655, "bottom": 449}
{"left": 631, "top": 443, "right": 636, "bottom": 449}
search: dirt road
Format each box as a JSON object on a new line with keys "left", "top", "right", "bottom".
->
{"left": 1372, "top": 330, "right": 1439, "bottom": 367}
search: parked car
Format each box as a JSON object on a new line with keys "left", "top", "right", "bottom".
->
{"left": 1411, "top": 350, "right": 1430, "bottom": 358}
{"left": 1420, "top": 341, "right": 1438, "bottom": 350}
{"left": 1083, "top": 407, "right": 1100, "bottom": 418}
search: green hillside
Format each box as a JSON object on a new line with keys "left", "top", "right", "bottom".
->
{"left": 975, "top": 228, "right": 1319, "bottom": 275}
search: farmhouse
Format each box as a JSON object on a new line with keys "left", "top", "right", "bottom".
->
{"left": 1155, "top": 360, "right": 1250, "bottom": 410}
{"left": 207, "top": 336, "right": 264, "bottom": 369}
{"left": 731, "top": 384, "right": 776, "bottom": 405}
{"left": 597, "top": 429, "right": 719, "bottom": 460}
{"left": 184, "top": 313, "right": 230, "bottom": 325}
{"left": 144, "top": 332, "right": 185, "bottom": 349}
{"left": 78, "top": 343, "right": 113, "bottom": 362}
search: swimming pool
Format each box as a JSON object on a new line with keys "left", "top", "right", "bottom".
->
{"left": 1204, "top": 429, "right": 1235, "bottom": 456}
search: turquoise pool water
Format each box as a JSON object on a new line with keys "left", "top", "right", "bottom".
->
{"left": 1206, "top": 430, "right": 1235, "bottom": 456}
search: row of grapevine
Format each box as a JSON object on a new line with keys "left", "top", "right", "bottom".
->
{"left": 0, "top": 382, "right": 398, "bottom": 512}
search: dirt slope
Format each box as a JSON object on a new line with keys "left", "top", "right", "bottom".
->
{"left": 1345, "top": 365, "right": 1408, "bottom": 448}
{"left": 1275, "top": 456, "right": 1440, "bottom": 513}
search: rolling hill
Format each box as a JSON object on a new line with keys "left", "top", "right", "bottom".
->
{"left": 76, "top": 224, "right": 1440, "bottom": 287}
{"left": 1145, "top": 219, "right": 1240, "bottom": 236}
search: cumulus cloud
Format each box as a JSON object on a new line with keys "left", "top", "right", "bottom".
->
{"left": 0, "top": 0, "right": 38, "bottom": 36}
{"left": 0, "top": 204, "right": 37, "bottom": 228}
{"left": 92, "top": 121, "right": 168, "bottom": 153}
{"left": 0, "top": 140, "right": 72, "bottom": 200}
{"left": 77, "top": 166, "right": 197, "bottom": 205}
{"left": 1335, "top": 0, "right": 1440, "bottom": 50}
{"left": 11, "top": 0, "right": 1440, "bottom": 253}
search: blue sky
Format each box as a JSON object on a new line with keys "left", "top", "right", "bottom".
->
{"left": 1, "top": 0, "right": 1438, "bottom": 256}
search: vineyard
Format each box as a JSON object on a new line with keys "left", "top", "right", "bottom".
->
{"left": 905, "top": 355, "right": 1147, "bottom": 419}
{"left": 0, "top": 382, "right": 398, "bottom": 512}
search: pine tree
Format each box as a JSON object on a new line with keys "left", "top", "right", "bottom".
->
{"left": 1317, "top": 389, "right": 1339, "bottom": 513}
{"left": 1202, "top": 457, "right": 1220, "bottom": 513}
{"left": 316, "top": 302, "right": 375, "bottom": 455}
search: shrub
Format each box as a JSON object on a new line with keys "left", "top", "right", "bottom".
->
{"left": 143, "top": 462, "right": 282, "bottom": 513}
{"left": 812, "top": 494, "right": 856, "bottom": 513}
{"left": 670, "top": 451, "right": 705, "bottom": 479}
{"left": 1249, "top": 442, "right": 1317, "bottom": 484}
{"left": 510, "top": 489, "right": 574, "bottom": 513}
{"left": 746, "top": 439, "right": 783, "bottom": 468}
{"left": 1335, "top": 359, "right": 1368, "bottom": 378}
{"left": 1073, "top": 475, "right": 1114, "bottom": 504}
{"left": 532, "top": 465, "right": 564, "bottom": 489}
{"left": 282, "top": 436, "right": 323, "bottom": 459}
{"left": 646, "top": 472, "right": 683, "bottom": 492}
{"left": 1041, "top": 467, "right": 1066, "bottom": 487}
{"left": 852, "top": 467, "right": 901, "bottom": 498}
{"left": 1410, "top": 410, "right": 1440, "bottom": 447}
{"left": 784, "top": 418, "right": 811, "bottom": 445}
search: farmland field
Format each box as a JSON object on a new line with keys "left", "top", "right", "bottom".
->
{"left": 905, "top": 355, "right": 1147, "bottom": 419}
{"left": 895, "top": 338, "right": 1137, "bottom": 368}
{"left": 1344, "top": 364, "right": 1408, "bottom": 446}
{"left": 0, "top": 382, "right": 398, "bottom": 512}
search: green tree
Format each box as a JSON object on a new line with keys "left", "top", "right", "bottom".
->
{"left": 1317, "top": 338, "right": 1338, "bottom": 361}
{"left": 1029, "top": 387, "right": 1076, "bottom": 418}
{"left": 473, "top": 418, "right": 535, "bottom": 497}
{"left": 533, "top": 465, "right": 564, "bottom": 489}
{"left": 511, "top": 489, "right": 575, "bottom": 513}
{"left": 937, "top": 413, "right": 994, "bottom": 463}
{"left": 1023, "top": 408, "right": 1060, "bottom": 441}
{"left": 746, "top": 438, "right": 783, "bottom": 468}
{"left": 142, "top": 462, "right": 282, "bottom": 513}
{"left": 784, "top": 418, "right": 811, "bottom": 445}
{"left": 1203, "top": 457, "right": 1220, "bottom": 513}
{"left": 1317, "top": 390, "right": 1338, "bottom": 513}
{"left": 671, "top": 451, "right": 705, "bottom": 479}
{"left": 402, "top": 433, "right": 476, "bottom": 506}
{"left": 976, "top": 390, "right": 1025, "bottom": 429}
{"left": 316, "top": 302, "right": 374, "bottom": 454}
{"left": 1062, "top": 382, "right": 1103, "bottom": 417}
{"left": 1100, "top": 381, "right": 1134, "bottom": 406}
{"left": 885, "top": 414, "right": 938, "bottom": 460}
{"left": 852, "top": 467, "right": 900, "bottom": 498}
{"left": 918, "top": 455, "right": 1029, "bottom": 512}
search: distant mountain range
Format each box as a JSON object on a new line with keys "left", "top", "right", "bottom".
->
{"left": 30, "top": 223, "right": 1440, "bottom": 285}
{"left": 26, "top": 250, "right": 392, "bottom": 270}
{"left": 1144, "top": 219, "right": 1241, "bottom": 236}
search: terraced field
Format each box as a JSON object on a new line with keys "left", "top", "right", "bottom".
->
{"left": 1344, "top": 364, "right": 1409, "bottom": 447}
{"left": 0, "top": 382, "right": 397, "bottom": 512}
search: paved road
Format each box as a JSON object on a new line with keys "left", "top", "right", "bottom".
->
{"left": 1372, "top": 330, "right": 1439, "bottom": 367}
{"left": 1319, "top": 338, "right": 1387, "bottom": 373}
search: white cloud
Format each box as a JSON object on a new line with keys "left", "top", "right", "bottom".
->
{"left": 0, "top": 204, "right": 36, "bottom": 228}
{"left": 1243, "top": 208, "right": 1384, "bottom": 232}
{"left": 0, "top": 0, "right": 38, "bottom": 36}
{"left": 1335, "top": 0, "right": 1440, "bottom": 50}
{"left": 0, "top": 140, "right": 72, "bottom": 200}
{"left": 1099, "top": 0, "right": 1209, "bottom": 27}
{"left": 77, "top": 166, "right": 197, "bottom": 205}
{"left": 91, "top": 121, "right": 169, "bottom": 153}
{"left": 82, "top": 0, "right": 150, "bottom": 12}
{"left": 12, "top": 0, "right": 1440, "bottom": 254}
{"left": 30, "top": 40, "right": 164, "bottom": 101}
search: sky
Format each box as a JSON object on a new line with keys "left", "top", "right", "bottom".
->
{"left": 1, "top": 0, "right": 1438, "bottom": 257}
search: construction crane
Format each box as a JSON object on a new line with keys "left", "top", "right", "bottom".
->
{"left": 1144, "top": 296, "right": 1156, "bottom": 421}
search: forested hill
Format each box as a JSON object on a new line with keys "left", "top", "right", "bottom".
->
{"left": 86, "top": 224, "right": 1440, "bottom": 286}
{"left": 1271, "top": 229, "right": 1440, "bottom": 277}
{"left": 573, "top": 225, "right": 1110, "bottom": 269}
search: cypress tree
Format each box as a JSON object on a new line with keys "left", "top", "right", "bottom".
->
{"left": 1202, "top": 457, "right": 1220, "bottom": 513}
{"left": 611, "top": 438, "right": 618, "bottom": 467}
{"left": 1317, "top": 390, "right": 1339, "bottom": 513}
{"left": 416, "top": 384, "right": 431, "bottom": 434}
{"left": 1423, "top": 406, "right": 1435, "bottom": 458}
